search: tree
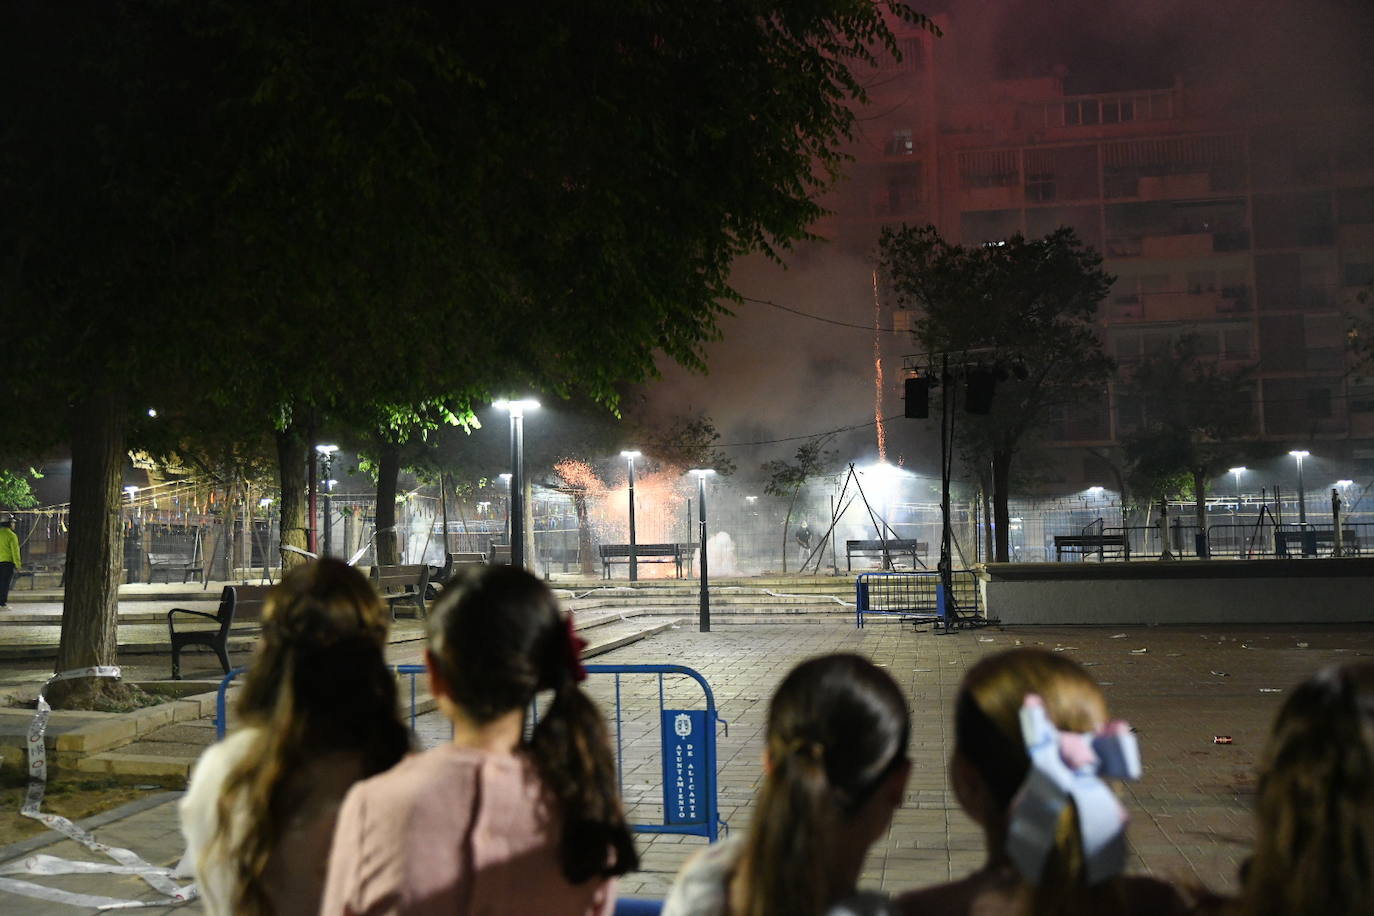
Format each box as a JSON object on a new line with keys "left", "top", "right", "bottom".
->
{"left": 1121, "top": 335, "right": 1256, "bottom": 558}
{"left": 638, "top": 414, "right": 738, "bottom": 476}
{"left": 881, "top": 226, "right": 1115, "bottom": 562}
{"left": 0, "top": 469, "right": 42, "bottom": 510}
{"left": 762, "top": 437, "right": 839, "bottom": 572}
{"left": 2, "top": 0, "right": 932, "bottom": 704}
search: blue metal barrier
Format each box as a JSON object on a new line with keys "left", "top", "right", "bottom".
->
{"left": 213, "top": 662, "right": 728, "bottom": 841}
{"left": 854, "top": 570, "right": 982, "bottom": 628}
{"left": 614, "top": 899, "right": 664, "bottom": 915}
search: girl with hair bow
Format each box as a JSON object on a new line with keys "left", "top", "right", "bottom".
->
{"left": 896, "top": 648, "right": 1186, "bottom": 916}
{"left": 321, "top": 566, "right": 636, "bottom": 915}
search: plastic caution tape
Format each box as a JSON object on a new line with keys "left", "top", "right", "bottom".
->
{"left": 0, "top": 667, "right": 199, "bottom": 909}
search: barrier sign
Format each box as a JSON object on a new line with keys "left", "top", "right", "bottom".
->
{"left": 662, "top": 709, "right": 706, "bottom": 825}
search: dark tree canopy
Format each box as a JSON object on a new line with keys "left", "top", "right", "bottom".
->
{"left": 0, "top": 0, "right": 933, "bottom": 702}
{"left": 880, "top": 226, "right": 1114, "bottom": 561}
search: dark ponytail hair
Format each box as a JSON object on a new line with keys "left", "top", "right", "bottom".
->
{"left": 738, "top": 654, "right": 910, "bottom": 916}
{"left": 427, "top": 565, "right": 638, "bottom": 883}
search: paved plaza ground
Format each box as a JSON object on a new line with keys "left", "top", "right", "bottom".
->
{"left": 3, "top": 612, "right": 1370, "bottom": 913}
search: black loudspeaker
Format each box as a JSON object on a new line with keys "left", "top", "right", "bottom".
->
{"left": 965, "top": 369, "right": 996, "bottom": 414}
{"left": 904, "top": 376, "right": 929, "bottom": 419}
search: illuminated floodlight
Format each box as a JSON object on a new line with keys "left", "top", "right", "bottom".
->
{"left": 494, "top": 398, "right": 540, "bottom": 418}
{"left": 745, "top": 495, "right": 758, "bottom": 504}
{"left": 147, "top": 408, "right": 158, "bottom": 418}
{"left": 1337, "top": 479, "right": 1355, "bottom": 488}
{"left": 1289, "top": 450, "right": 1310, "bottom": 459}
{"left": 315, "top": 444, "right": 339, "bottom": 455}
{"left": 620, "top": 450, "right": 642, "bottom": 460}
{"left": 1228, "top": 466, "right": 1247, "bottom": 475}
{"left": 498, "top": 473, "right": 512, "bottom": 483}
{"left": 1087, "top": 486, "right": 1105, "bottom": 494}
{"left": 688, "top": 468, "right": 716, "bottom": 478}
{"left": 123, "top": 486, "right": 139, "bottom": 497}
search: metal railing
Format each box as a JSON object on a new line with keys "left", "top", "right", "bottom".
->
{"left": 854, "top": 570, "right": 983, "bottom": 628}
{"left": 215, "top": 661, "right": 728, "bottom": 842}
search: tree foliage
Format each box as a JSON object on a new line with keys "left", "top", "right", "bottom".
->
{"left": 762, "top": 437, "right": 839, "bottom": 572}
{"left": 880, "top": 226, "right": 1114, "bottom": 561}
{"left": 0, "top": 0, "right": 933, "bottom": 701}
{"left": 1121, "top": 334, "right": 1256, "bottom": 548}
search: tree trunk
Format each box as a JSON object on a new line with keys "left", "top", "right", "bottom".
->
{"left": 276, "top": 425, "right": 309, "bottom": 570}
{"left": 51, "top": 392, "right": 126, "bottom": 707}
{"left": 1193, "top": 467, "right": 1209, "bottom": 559}
{"left": 991, "top": 449, "right": 1013, "bottom": 563}
{"left": 780, "top": 489, "right": 801, "bottom": 574}
{"left": 375, "top": 441, "right": 401, "bottom": 566}
{"left": 573, "top": 491, "right": 596, "bottom": 576}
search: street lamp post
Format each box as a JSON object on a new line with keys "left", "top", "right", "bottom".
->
{"left": 1229, "top": 466, "right": 1247, "bottom": 513}
{"left": 689, "top": 469, "right": 715, "bottom": 632}
{"left": 1289, "top": 450, "right": 1310, "bottom": 526}
{"left": 495, "top": 400, "right": 539, "bottom": 568}
{"left": 621, "top": 450, "right": 641, "bottom": 581}
{"left": 315, "top": 445, "right": 338, "bottom": 558}
{"left": 498, "top": 474, "right": 513, "bottom": 556}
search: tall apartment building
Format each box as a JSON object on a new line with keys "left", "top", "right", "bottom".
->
{"left": 832, "top": 16, "right": 1374, "bottom": 486}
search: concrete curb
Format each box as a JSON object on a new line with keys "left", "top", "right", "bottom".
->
{"left": 0, "top": 790, "right": 184, "bottom": 865}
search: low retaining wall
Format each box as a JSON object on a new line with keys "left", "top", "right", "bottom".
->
{"left": 983, "top": 559, "right": 1374, "bottom": 625}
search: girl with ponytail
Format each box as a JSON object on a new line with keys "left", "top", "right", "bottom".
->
{"left": 179, "top": 559, "right": 410, "bottom": 916}
{"left": 320, "top": 565, "right": 635, "bottom": 915}
{"left": 896, "top": 648, "right": 1185, "bottom": 916}
{"left": 663, "top": 654, "right": 911, "bottom": 916}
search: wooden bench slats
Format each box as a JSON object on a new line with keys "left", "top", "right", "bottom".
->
{"left": 845, "top": 539, "right": 928, "bottom": 571}
{"left": 598, "top": 543, "right": 684, "bottom": 579}
{"left": 372, "top": 564, "right": 429, "bottom": 619}
{"left": 147, "top": 552, "right": 203, "bottom": 584}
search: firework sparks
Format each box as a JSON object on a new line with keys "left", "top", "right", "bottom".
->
{"left": 872, "top": 270, "right": 887, "bottom": 461}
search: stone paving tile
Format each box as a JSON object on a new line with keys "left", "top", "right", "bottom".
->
{"left": 4, "top": 617, "right": 1371, "bottom": 912}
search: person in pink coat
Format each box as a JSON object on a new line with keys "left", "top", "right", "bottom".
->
{"left": 320, "top": 566, "right": 637, "bottom": 915}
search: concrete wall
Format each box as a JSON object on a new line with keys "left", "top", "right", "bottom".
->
{"left": 983, "top": 560, "right": 1374, "bottom": 625}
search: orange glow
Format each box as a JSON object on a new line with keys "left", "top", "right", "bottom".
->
{"left": 872, "top": 270, "right": 887, "bottom": 461}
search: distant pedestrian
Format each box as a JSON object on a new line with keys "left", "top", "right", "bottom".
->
{"left": 796, "top": 520, "right": 813, "bottom": 552}
{"left": 0, "top": 514, "right": 20, "bottom": 608}
{"left": 321, "top": 565, "right": 636, "bottom": 915}
{"left": 179, "top": 559, "right": 410, "bottom": 916}
{"left": 663, "top": 654, "right": 911, "bottom": 916}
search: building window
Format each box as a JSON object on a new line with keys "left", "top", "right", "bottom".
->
{"left": 887, "top": 129, "right": 915, "bottom": 156}
{"left": 959, "top": 150, "right": 1018, "bottom": 188}
{"left": 1307, "top": 388, "right": 1333, "bottom": 419}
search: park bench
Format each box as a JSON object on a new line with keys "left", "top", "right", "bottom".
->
{"left": 147, "top": 551, "right": 203, "bottom": 584}
{"left": 8, "top": 553, "right": 61, "bottom": 590}
{"left": 598, "top": 543, "right": 685, "bottom": 579}
{"left": 428, "top": 551, "right": 488, "bottom": 597}
{"left": 168, "top": 583, "right": 273, "bottom": 679}
{"left": 1275, "top": 528, "right": 1360, "bottom": 557}
{"left": 372, "top": 563, "right": 429, "bottom": 619}
{"left": 845, "top": 539, "right": 928, "bottom": 571}
{"left": 487, "top": 543, "right": 512, "bottom": 566}
{"left": 1054, "top": 533, "right": 1129, "bottom": 561}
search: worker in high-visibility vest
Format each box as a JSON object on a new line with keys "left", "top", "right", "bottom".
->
{"left": 0, "top": 514, "right": 20, "bottom": 608}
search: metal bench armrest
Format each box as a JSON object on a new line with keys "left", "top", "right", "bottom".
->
{"left": 167, "top": 608, "right": 222, "bottom": 623}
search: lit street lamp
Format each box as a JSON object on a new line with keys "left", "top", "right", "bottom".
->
{"left": 495, "top": 400, "right": 539, "bottom": 568}
{"left": 621, "top": 450, "right": 641, "bottom": 581}
{"left": 689, "top": 469, "right": 715, "bottom": 632}
{"left": 1289, "top": 450, "right": 1310, "bottom": 526}
{"left": 316, "top": 445, "right": 338, "bottom": 558}
{"left": 1229, "top": 466, "right": 1247, "bottom": 512}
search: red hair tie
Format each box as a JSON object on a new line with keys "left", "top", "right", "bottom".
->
{"left": 563, "top": 614, "right": 588, "bottom": 683}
